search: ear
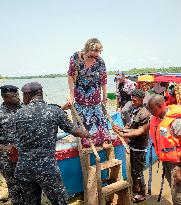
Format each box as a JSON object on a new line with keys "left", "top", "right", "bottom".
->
{"left": 27, "top": 93, "right": 31, "bottom": 101}
{"left": 160, "top": 103, "right": 165, "bottom": 109}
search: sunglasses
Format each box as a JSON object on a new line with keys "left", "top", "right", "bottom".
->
{"left": 87, "top": 55, "right": 98, "bottom": 59}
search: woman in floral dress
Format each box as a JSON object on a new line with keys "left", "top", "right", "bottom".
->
{"left": 67, "top": 38, "right": 110, "bottom": 148}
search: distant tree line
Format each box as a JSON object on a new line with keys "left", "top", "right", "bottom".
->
{"left": 1, "top": 66, "right": 181, "bottom": 79}
{"left": 6, "top": 73, "right": 68, "bottom": 79}
{"left": 108, "top": 66, "right": 181, "bottom": 75}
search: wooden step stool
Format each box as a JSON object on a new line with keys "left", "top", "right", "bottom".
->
{"left": 70, "top": 105, "right": 132, "bottom": 204}
{"left": 79, "top": 143, "right": 132, "bottom": 205}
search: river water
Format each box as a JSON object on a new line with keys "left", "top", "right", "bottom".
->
{"left": 0, "top": 76, "right": 116, "bottom": 105}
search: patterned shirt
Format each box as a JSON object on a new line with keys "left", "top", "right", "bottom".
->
{"left": 128, "top": 105, "right": 150, "bottom": 149}
{"left": 68, "top": 52, "right": 107, "bottom": 106}
{"left": 13, "top": 99, "right": 75, "bottom": 180}
{"left": 0, "top": 103, "right": 21, "bottom": 145}
{"left": 117, "top": 79, "right": 136, "bottom": 107}
{"left": 0, "top": 103, "right": 21, "bottom": 169}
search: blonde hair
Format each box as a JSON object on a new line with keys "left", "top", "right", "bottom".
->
{"left": 83, "top": 38, "right": 103, "bottom": 53}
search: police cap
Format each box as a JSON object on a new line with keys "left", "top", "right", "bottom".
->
{"left": 21, "top": 82, "right": 43, "bottom": 93}
{"left": 0, "top": 85, "right": 19, "bottom": 94}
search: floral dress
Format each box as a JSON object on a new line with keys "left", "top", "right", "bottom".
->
{"left": 68, "top": 52, "right": 110, "bottom": 147}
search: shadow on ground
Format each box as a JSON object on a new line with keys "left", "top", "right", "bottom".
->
{"left": 137, "top": 195, "right": 172, "bottom": 205}
{"left": 0, "top": 195, "right": 172, "bottom": 205}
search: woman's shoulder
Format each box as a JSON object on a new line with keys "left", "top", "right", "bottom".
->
{"left": 96, "top": 57, "right": 106, "bottom": 70}
{"left": 97, "top": 56, "right": 105, "bottom": 64}
{"left": 71, "top": 51, "right": 84, "bottom": 62}
{"left": 71, "top": 51, "right": 79, "bottom": 59}
{"left": 72, "top": 51, "right": 83, "bottom": 58}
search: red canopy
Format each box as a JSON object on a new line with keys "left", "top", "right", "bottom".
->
{"left": 154, "top": 75, "right": 181, "bottom": 83}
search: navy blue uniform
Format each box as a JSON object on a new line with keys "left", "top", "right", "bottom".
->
{"left": 14, "top": 99, "right": 76, "bottom": 205}
{"left": 0, "top": 103, "right": 25, "bottom": 205}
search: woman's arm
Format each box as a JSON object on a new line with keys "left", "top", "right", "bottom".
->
{"left": 67, "top": 54, "right": 76, "bottom": 105}
{"left": 101, "top": 84, "right": 107, "bottom": 105}
{"left": 68, "top": 76, "right": 74, "bottom": 105}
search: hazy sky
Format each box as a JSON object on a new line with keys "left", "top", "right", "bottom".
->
{"left": 0, "top": 0, "right": 181, "bottom": 76}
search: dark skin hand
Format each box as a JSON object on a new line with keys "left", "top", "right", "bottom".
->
{"left": 173, "top": 168, "right": 181, "bottom": 184}
{"left": 73, "top": 127, "right": 92, "bottom": 139}
{"left": 0, "top": 144, "right": 18, "bottom": 161}
{"left": 112, "top": 123, "right": 150, "bottom": 138}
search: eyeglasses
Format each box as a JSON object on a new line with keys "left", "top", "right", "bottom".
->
{"left": 87, "top": 55, "right": 98, "bottom": 59}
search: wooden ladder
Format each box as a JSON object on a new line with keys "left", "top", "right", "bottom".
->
{"left": 71, "top": 105, "right": 132, "bottom": 205}
{"left": 80, "top": 143, "right": 132, "bottom": 205}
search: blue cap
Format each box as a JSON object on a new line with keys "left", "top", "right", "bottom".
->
{"left": 0, "top": 85, "right": 19, "bottom": 94}
{"left": 21, "top": 82, "right": 43, "bottom": 93}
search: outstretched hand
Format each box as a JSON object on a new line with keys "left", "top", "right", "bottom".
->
{"left": 6, "top": 145, "right": 18, "bottom": 162}
{"left": 112, "top": 125, "right": 123, "bottom": 132}
{"left": 73, "top": 127, "right": 92, "bottom": 139}
{"left": 112, "top": 125, "right": 125, "bottom": 137}
{"left": 173, "top": 168, "right": 181, "bottom": 184}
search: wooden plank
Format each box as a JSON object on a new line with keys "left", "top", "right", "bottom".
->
{"left": 91, "top": 159, "right": 122, "bottom": 170}
{"left": 86, "top": 167, "right": 99, "bottom": 205}
{"left": 96, "top": 159, "right": 103, "bottom": 205}
{"left": 82, "top": 146, "right": 103, "bottom": 154}
{"left": 106, "top": 145, "right": 115, "bottom": 160}
{"left": 102, "top": 181, "right": 130, "bottom": 196}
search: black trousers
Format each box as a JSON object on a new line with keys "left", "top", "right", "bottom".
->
{"left": 130, "top": 149, "right": 146, "bottom": 193}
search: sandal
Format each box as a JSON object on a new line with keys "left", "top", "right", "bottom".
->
{"left": 133, "top": 194, "right": 146, "bottom": 203}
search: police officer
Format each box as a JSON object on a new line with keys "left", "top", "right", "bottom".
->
{"left": 0, "top": 85, "right": 26, "bottom": 205}
{"left": 13, "top": 82, "right": 91, "bottom": 205}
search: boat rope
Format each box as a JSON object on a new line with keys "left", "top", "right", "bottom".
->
{"left": 101, "top": 104, "right": 130, "bottom": 153}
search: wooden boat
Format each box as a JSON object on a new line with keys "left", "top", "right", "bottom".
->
{"left": 55, "top": 112, "right": 157, "bottom": 196}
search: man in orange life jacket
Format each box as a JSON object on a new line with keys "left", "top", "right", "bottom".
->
{"left": 148, "top": 94, "right": 181, "bottom": 205}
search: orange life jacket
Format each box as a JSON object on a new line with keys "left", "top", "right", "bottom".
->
{"left": 150, "top": 105, "right": 181, "bottom": 162}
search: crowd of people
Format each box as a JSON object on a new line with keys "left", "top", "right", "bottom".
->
{"left": 0, "top": 37, "right": 181, "bottom": 205}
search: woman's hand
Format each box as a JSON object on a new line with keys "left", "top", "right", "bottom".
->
{"left": 67, "top": 95, "right": 74, "bottom": 106}
{"left": 62, "top": 102, "right": 71, "bottom": 110}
